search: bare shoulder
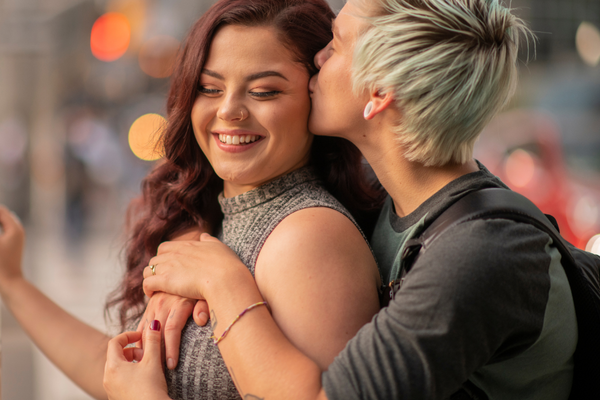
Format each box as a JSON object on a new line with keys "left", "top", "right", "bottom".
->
{"left": 270, "top": 206, "right": 364, "bottom": 242}
{"left": 256, "top": 206, "right": 380, "bottom": 293}
{"left": 255, "top": 207, "right": 381, "bottom": 368}
{"left": 260, "top": 207, "right": 370, "bottom": 261}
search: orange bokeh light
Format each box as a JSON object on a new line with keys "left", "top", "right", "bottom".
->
{"left": 128, "top": 113, "right": 165, "bottom": 161}
{"left": 90, "top": 12, "right": 131, "bottom": 62}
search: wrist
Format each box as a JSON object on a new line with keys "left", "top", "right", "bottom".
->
{"left": 0, "top": 275, "right": 27, "bottom": 305}
{"left": 205, "top": 261, "right": 259, "bottom": 304}
{"left": 204, "top": 263, "right": 264, "bottom": 337}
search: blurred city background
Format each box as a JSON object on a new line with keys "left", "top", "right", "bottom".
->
{"left": 1, "top": 0, "right": 599, "bottom": 398}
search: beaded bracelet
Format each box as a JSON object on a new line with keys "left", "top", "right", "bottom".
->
{"left": 211, "top": 301, "right": 268, "bottom": 345}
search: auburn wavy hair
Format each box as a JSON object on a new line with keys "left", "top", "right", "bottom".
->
{"left": 106, "top": 0, "right": 386, "bottom": 329}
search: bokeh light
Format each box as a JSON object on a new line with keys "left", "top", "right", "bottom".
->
{"left": 568, "top": 195, "right": 599, "bottom": 236}
{"left": 504, "top": 149, "right": 536, "bottom": 188}
{"left": 138, "top": 36, "right": 180, "bottom": 78}
{"left": 106, "top": 0, "right": 148, "bottom": 52}
{"left": 90, "top": 12, "right": 131, "bottom": 62}
{"left": 128, "top": 113, "right": 166, "bottom": 161}
{"left": 586, "top": 234, "right": 600, "bottom": 256}
{"left": 576, "top": 22, "right": 600, "bottom": 67}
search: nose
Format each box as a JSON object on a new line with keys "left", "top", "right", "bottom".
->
{"left": 217, "top": 94, "right": 248, "bottom": 122}
{"left": 314, "top": 42, "right": 331, "bottom": 70}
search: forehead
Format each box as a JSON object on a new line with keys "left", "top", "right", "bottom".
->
{"left": 333, "top": 1, "right": 370, "bottom": 44}
{"left": 205, "top": 25, "right": 296, "bottom": 70}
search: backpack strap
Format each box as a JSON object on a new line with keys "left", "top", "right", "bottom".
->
{"left": 393, "top": 188, "right": 600, "bottom": 399}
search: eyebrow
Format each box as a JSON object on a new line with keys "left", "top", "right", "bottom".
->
{"left": 202, "top": 69, "right": 288, "bottom": 82}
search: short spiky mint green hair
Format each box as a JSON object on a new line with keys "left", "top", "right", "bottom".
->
{"left": 353, "top": 0, "right": 533, "bottom": 166}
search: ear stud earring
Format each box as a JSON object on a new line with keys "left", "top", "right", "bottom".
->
{"left": 364, "top": 102, "right": 373, "bottom": 119}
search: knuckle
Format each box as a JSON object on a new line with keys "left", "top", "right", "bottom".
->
{"left": 145, "top": 333, "right": 161, "bottom": 346}
{"left": 181, "top": 297, "right": 195, "bottom": 306}
{"left": 157, "top": 241, "right": 168, "bottom": 254}
{"left": 164, "top": 322, "right": 181, "bottom": 333}
{"left": 153, "top": 295, "right": 167, "bottom": 308}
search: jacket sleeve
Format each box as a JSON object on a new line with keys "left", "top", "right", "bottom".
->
{"left": 322, "top": 219, "right": 554, "bottom": 400}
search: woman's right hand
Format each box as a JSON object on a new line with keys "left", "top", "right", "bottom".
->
{"left": 0, "top": 206, "right": 25, "bottom": 292}
{"left": 104, "top": 324, "right": 171, "bottom": 400}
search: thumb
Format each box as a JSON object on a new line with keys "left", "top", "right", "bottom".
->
{"left": 193, "top": 300, "right": 210, "bottom": 326}
{"left": 142, "top": 320, "right": 163, "bottom": 365}
{"left": 199, "top": 233, "right": 220, "bottom": 243}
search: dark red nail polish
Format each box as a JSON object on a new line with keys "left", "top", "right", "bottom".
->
{"left": 150, "top": 320, "right": 161, "bottom": 331}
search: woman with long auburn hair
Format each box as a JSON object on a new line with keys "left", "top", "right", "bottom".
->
{"left": 0, "top": 0, "right": 384, "bottom": 399}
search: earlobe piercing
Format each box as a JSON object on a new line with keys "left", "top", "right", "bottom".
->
{"left": 364, "top": 102, "right": 374, "bottom": 119}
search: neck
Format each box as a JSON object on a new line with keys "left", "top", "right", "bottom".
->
{"left": 356, "top": 130, "right": 479, "bottom": 218}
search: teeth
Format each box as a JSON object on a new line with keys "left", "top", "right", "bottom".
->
{"left": 218, "top": 134, "right": 260, "bottom": 145}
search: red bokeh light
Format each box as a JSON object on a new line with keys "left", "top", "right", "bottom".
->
{"left": 90, "top": 12, "right": 131, "bottom": 62}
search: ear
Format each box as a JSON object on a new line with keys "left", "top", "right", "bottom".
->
{"left": 364, "top": 90, "right": 394, "bottom": 120}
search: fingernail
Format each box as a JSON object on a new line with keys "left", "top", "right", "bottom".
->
{"left": 150, "top": 320, "right": 161, "bottom": 331}
{"left": 198, "top": 312, "right": 208, "bottom": 325}
{"left": 167, "top": 358, "right": 175, "bottom": 370}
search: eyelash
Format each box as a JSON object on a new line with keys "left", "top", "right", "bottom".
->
{"left": 198, "top": 87, "right": 221, "bottom": 95}
{"left": 250, "top": 91, "right": 281, "bottom": 98}
{"left": 198, "top": 86, "right": 281, "bottom": 99}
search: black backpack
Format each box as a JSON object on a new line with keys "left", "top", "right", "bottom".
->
{"left": 381, "top": 188, "right": 600, "bottom": 400}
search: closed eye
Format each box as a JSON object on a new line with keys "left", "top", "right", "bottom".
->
{"left": 250, "top": 90, "right": 282, "bottom": 99}
{"left": 198, "top": 86, "right": 222, "bottom": 96}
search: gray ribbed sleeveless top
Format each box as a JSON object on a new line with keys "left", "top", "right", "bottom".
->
{"left": 166, "top": 167, "right": 361, "bottom": 400}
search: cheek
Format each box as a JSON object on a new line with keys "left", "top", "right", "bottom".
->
{"left": 191, "top": 99, "right": 215, "bottom": 130}
{"left": 190, "top": 101, "right": 212, "bottom": 148}
{"left": 263, "top": 96, "right": 311, "bottom": 130}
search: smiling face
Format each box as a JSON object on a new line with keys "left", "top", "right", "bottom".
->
{"left": 192, "top": 24, "right": 313, "bottom": 197}
{"left": 309, "top": 0, "right": 371, "bottom": 140}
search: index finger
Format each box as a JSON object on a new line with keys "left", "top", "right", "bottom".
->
{"left": 156, "top": 239, "right": 203, "bottom": 256}
{"left": 156, "top": 240, "right": 183, "bottom": 255}
{"left": 107, "top": 331, "right": 143, "bottom": 362}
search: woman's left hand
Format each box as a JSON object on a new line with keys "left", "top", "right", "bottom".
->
{"left": 104, "top": 322, "right": 170, "bottom": 400}
{"left": 143, "top": 233, "right": 248, "bottom": 301}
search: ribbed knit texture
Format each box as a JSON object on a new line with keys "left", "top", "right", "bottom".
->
{"left": 166, "top": 167, "right": 359, "bottom": 399}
